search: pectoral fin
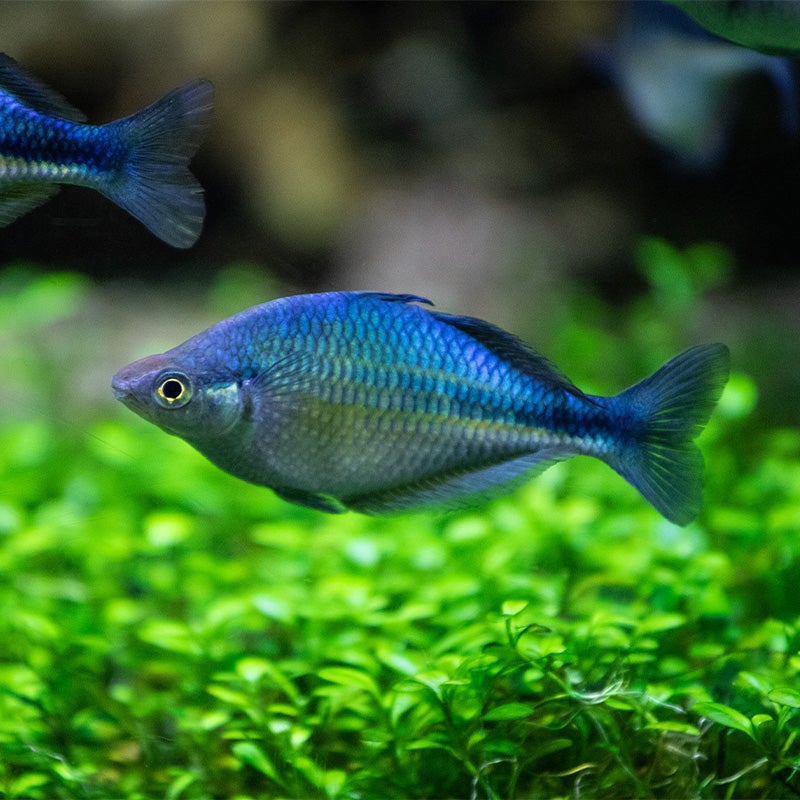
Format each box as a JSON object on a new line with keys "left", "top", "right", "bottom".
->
{"left": 272, "top": 487, "right": 347, "bottom": 514}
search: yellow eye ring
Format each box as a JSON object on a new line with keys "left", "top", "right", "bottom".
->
{"left": 154, "top": 373, "right": 193, "bottom": 408}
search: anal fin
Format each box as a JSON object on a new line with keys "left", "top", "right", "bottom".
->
{"left": 0, "top": 184, "right": 60, "bottom": 226}
{"left": 344, "top": 447, "right": 572, "bottom": 514}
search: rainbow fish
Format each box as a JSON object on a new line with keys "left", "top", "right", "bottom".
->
{"left": 0, "top": 53, "right": 212, "bottom": 247}
{"left": 112, "top": 292, "right": 730, "bottom": 524}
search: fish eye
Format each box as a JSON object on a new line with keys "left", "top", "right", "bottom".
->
{"left": 154, "top": 372, "right": 193, "bottom": 408}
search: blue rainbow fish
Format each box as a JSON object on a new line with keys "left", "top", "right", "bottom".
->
{"left": 0, "top": 53, "right": 212, "bottom": 247}
{"left": 112, "top": 292, "right": 729, "bottom": 525}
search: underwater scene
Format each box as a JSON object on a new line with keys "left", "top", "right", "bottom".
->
{"left": 1, "top": 2, "right": 799, "bottom": 798}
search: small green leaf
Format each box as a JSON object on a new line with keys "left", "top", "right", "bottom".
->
{"left": 166, "top": 770, "right": 198, "bottom": 800}
{"left": 644, "top": 721, "right": 701, "bottom": 736}
{"left": 138, "top": 619, "right": 200, "bottom": 656}
{"left": 693, "top": 702, "right": 753, "bottom": 737}
{"left": 501, "top": 599, "right": 529, "bottom": 616}
{"left": 321, "top": 769, "right": 347, "bottom": 798}
{"left": 232, "top": 742, "right": 281, "bottom": 782}
{"left": 10, "top": 773, "right": 51, "bottom": 797}
{"left": 769, "top": 687, "right": 800, "bottom": 709}
{"left": 637, "top": 613, "right": 686, "bottom": 634}
{"left": 200, "top": 710, "right": 230, "bottom": 730}
{"left": 533, "top": 738, "right": 573, "bottom": 759}
{"left": 484, "top": 702, "right": 533, "bottom": 721}
{"left": 144, "top": 510, "right": 194, "bottom": 547}
{"left": 406, "top": 738, "right": 455, "bottom": 753}
{"left": 413, "top": 670, "right": 450, "bottom": 697}
{"left": 737, "top": 670, "right": 773, "bottom": 695}
{"left": 318, "top": 666, "right": 380, "bottom": 696}
{"left": 484, "top": 738, "right": 523, "bottom": 756}
{"left": 207, "top": 685, "right": 250, "bottom": 708}
{"left": 236, "top": 657, "right": 272, "bottom": 683}
{"left": 717, "top": 372, "right": 758, "bottom": 421}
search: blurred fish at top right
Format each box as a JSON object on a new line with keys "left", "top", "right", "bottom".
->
{"left": 669, "top": 0, "right": 800, "bottom": 55}
{"left": 592, "top": 1, "right": 798, "bottom": 171}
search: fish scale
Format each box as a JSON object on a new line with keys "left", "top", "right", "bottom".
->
{"left": 0, "top": 90, "right": 114, "bottom": 178}
{"left": 112, "top": 291, "right": 729, "bottom": 523}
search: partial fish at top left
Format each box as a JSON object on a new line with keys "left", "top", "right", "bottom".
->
{"left": 0, "top": 53, "right": 213, "bottom": 248}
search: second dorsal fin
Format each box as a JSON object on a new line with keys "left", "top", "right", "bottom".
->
{"left": 431, "top": 311, "right": 586, "bottom": 398}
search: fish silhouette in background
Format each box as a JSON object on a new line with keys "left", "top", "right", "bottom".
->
{"left": 594, "top": 2, "right": 798, "bottom": 169}
{"left": 0, "top": 53, "right": 213, "bottom": 247}
{"left": 669, "top": 0, "right": 800, "bottom": 55}
{"left": 112, "top": 292, "right": 729, "bottom": 525}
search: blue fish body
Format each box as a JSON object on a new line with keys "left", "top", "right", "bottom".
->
{"left": 111, "top": 292, "right": 730, "bottom": 525}
{"left": 0, "top": 53, "right": 212, "bottom": 247}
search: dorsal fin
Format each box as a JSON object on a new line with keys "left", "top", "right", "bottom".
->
{"left": 345, "top": 447, "right": 572, "bottom": 514}
{"left": 363, "top": 292, "right": 586, "bottom": 398}
{"left": 0, "top": 53, "right": 86, "bottom": 122}
{"left": 430, "top": 311, "right": 586, "bottom": 398}
{"left": 359, "top": 292, "right": 433, "bottom": 307}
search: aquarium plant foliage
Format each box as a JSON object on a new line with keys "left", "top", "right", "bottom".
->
{"left": 1, "top": 245, "right": 799, "bottom": 799}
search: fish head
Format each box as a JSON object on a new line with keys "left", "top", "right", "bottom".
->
{"left": 111, "top": 352, "right": 244, "bottom": 439}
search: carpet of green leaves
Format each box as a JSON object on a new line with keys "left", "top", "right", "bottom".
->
{"left": 1, "top": 242, "right": 799, "bottom": 799}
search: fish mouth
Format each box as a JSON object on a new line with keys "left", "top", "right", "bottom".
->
{"left": 111, "top": 372, "right": 133, "bottom": 403}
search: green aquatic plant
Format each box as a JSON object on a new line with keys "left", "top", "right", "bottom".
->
{"left": 0, "top": 253, "right": 798, "bottom": 799}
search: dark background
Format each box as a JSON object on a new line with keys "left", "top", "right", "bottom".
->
{"left": 1, "top": 0, "right": 798, "bottom": 419}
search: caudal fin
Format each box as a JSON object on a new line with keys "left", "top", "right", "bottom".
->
{"left": 102, "top": 79, "right": 214, "bottom": 248}
{"left": 607, "top": 344, "right": 730, "bottom": 526}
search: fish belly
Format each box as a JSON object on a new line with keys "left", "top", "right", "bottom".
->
{"left": 253, "top": 389, "right": 573, "bottom": 499}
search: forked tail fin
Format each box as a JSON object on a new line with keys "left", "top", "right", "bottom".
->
{"left": 101, "top": 79, "right": 214, "bottom": 248}
{"left": 607, "top": 343, "right": 730, "bottom": 525}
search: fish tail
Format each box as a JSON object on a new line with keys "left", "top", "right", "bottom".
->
{"left": 101, "top": 79, "right": 214, "bottom": 248}
{"left": 604, "top": 343, "right": 730, "bottom": 525}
